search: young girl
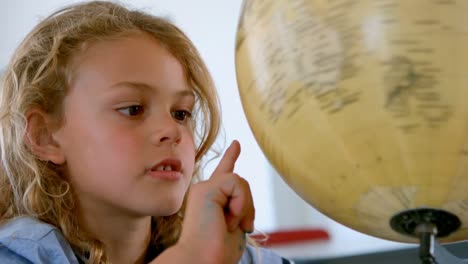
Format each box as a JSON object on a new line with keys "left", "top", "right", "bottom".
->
{"left": 0, "top": 1, "right": 291, "bottom": 263}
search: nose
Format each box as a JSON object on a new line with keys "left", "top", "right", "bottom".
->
{"left": 151, "top": 113, "right": 182, "bottom": 146}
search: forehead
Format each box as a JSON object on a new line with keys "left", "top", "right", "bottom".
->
{"left": 68, "top": 32, "right": 191, "bottom": 94}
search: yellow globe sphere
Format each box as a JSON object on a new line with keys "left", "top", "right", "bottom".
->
{"left": 235, "top": 0, "right": 468, "bottom": 243}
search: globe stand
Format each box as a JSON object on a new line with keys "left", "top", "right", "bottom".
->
{"left": 390, "top": 209, "right": 467, "bottom": 264}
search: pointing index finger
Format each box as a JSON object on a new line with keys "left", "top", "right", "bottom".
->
{"left": 213, "top": 140, "right": 241, "bottom": 175}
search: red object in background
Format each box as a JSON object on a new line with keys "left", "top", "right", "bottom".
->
{"left": 249, "top": 228, "right": 330, "bottom": 247}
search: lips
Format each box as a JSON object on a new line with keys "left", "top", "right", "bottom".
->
{"left": 151, "top": 159, "right": 182, "bottom": 172}
{"left": 147, "top": 158, "right": 183, "bottom": 181}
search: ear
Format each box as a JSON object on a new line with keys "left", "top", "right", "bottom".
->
{"left": 24, "top": 108, "right": 66, "bottom": 165}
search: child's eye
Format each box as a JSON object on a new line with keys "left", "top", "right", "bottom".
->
{"left": 117, "top": 105, "right": 144, "bottom": 116}
{"left": 172, "top": 110, "right": 192, "bottom": 122}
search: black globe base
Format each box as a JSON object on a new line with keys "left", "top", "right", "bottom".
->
{"left": 390, "top": 208, "right": 467, "bottom": 264}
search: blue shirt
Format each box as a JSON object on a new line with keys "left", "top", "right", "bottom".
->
{"left": 0, "top": 217, "right": 291, "bottom": 264}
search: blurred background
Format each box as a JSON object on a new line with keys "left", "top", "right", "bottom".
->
{"left": 0, "top": 0, "right": 411, "bottom": 260}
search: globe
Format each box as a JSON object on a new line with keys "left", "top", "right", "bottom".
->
{"left": 235, "top": 0, "right": 468, "bottom": 243}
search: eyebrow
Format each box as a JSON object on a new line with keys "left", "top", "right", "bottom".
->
{"left": 111, "top": 81, "right": 195, "bottom": 99}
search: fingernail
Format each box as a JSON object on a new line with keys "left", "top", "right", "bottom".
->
{"left": 231, "top": 140, "right": 240, "bottom": 147}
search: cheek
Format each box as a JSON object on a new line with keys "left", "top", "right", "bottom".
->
{"left": 101, "top": 131, "right": 140, "bottom": 154}
{"left": 92, "top": 132, "right": 145, "bottom": 175}
{"left": 75, "top": 115, "right": 139, "bottom": 152}
{"left": 63, "top": 119, "right": 141, "bottom": 169}
{"left": 183, "top": 133, "right": 197, "bottom": 173}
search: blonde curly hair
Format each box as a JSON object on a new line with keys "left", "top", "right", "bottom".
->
{"left": 0, "top": 1, "right": 220, "bottom": 263}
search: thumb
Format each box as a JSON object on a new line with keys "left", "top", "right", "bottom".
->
{"left": 212, "top": 140, "right": 241, "bottom": 176}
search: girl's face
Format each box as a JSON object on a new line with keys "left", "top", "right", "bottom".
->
{"left": 54, "top": 33, "right": 196, "bottom": 218}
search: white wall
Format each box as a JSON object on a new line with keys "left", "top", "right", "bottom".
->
{"left": 0, "top": 0, "right": 409, "bottom": 259}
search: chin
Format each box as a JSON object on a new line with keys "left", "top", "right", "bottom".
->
{"left": 150, "top": 197, "right": 184, "bottom": 217}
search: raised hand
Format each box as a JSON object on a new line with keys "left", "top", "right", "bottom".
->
{"left": 203, "top": 140, "right": 255, "bottom": 233}
{"left": 169, "top": 140, "right": 255, "bottom": 264}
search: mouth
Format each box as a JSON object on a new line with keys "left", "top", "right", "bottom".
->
{"left": 147, "top": 158, "right": 183, "bottom": 181}
{"left": 150, "top": 158, "right": 182, "bottom": 172}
